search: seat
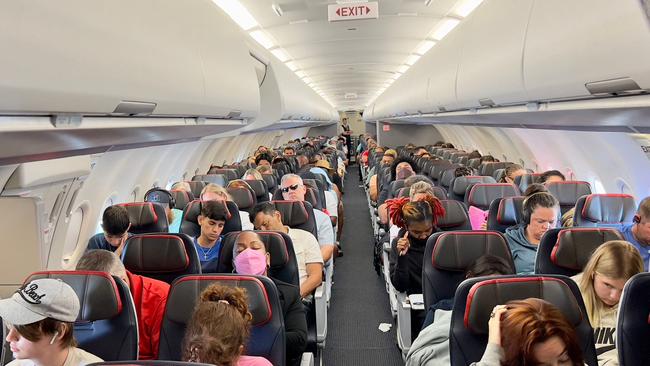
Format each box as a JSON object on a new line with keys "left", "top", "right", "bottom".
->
{"left": 438, "top": 200, "right": 472, "bottom": 231}
{"left": 449, "top": 275, "right": 598, "bottom": 366}
{"left": 227, "top": 186, "right": 257, "bottom": 213}
{"left": 617, "top": 272, "right": 650, "bottom": 366}
{"left": 478, "top": 162, "right": 513, "bottom": 177}
{"left": 272, "top": 186, "right": 323, "bottom": 211}
{"left": 546, "top": 181, "right": 592, "bottom": 215}
{"left": 514, "top": 173, "right": 543, "bottom": 193}
{"left": 486, "top": 197, "right": 524, "bottom": 232}
{"left": 262, "top": 174, "right": 278, "bottom": 193}
{"left": 448, "top": 176, "right": 497, "bottom": 202}
{"left": 396, "top": 186, "right": 447, "bottom": 201}
{"left": 465, "top": 183, "right": 519, "bottom": 210}
{"left": 159, "top": 274, "right": 285, "bottom": 366}
{"left": 535, "top": 227, "right": 624, "bottom": 276}
{"left": 26, "top": 271, "right": 138, "bottom": 361}
{"left": 121, "top": 233, "right": 202, "bottom": 284}
{"left": 244, "top": 179, "right": 270, "bottom": 203}
{"left": 492, "top": 168, "right": 505, "bottom": 182}
{"left": 179, "top": 200, "right": 242, "bottom": 238}
{"left": 170, "top": 189, "right": 194, "bottom": 211}
{"left": 388, "top": 179, "right": 406, "bottom": 200}
{"left": 438, "top": 165, "right": 463, "bottom": 192}
{"left": 270, "top": 200, "right": 318, "bottom": 238}
{"left": 467, "top": 158, "right": 481, "bottom": 170}
{"left": 428, "top": 160, "right": 453, "bottom": 184}
{"left": 117, "top": 202, "right": 168, "bottom": 234}
{"left": 186, "top": 181, "right": 207, "bottom": 198}
{"left": 206, "top": 168, "right": 238, "bottom": 181}
{"left": 191, "top": 174, "right": 228, "bottom": 187}
{"left": 573, "top": 194, "right": 636, "bottom": 227}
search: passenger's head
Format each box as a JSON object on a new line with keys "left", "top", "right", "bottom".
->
{"left": 480, "top": 155, "right": 496, "bottom": 163}
{"left": 524, "top": 183, "right": 548, "bottom": 197}
{"left": 256, "top": 146, "right": 268, "bottom": 154}
{"left": 404, "top": 175, "right": 433, "bottom": 188}
{"left": 256, "top": 165, "right": 273, "bottom": 175}
{"left": 578, "top": 240, "right": 643, "bottom": 325}
{"left": 250, "top": 202, "right": 285, "bottom": 231}
{"left": 198, "top": 201, "right": 228, "bottom": 242}
{"left": 442, "top": 143, "right": 455, "bottom": 149}
{"left": 391, "top": 157, "right": 418, "bottom": 181}
{"left": 468, "top": 150, "right": 482, "bottom": 160}
{"left": 414, "top": 147, "right": 428, "bottom": 157}
{"left": 171, "top": 181, "right": 192, "bottom": 193}
{"left": 283, "top": 146, "right": 295, "bottom": 156}
{"left": 501, "top": 164, "right": 526, "bottom": 184}
{"left": 500, "top": 298, "right": 583, "bottom": 366}
{"left": 0, "top": 279, "right": 80, "bottom": 359}
{"left": 522, "top": 192, "right": 560, "bottom": 243}
{"left": 75, "top": 250, "right": 129, "bottom": 289}
{"left": 454, "top": 166, "right": 474, "bottom": 178}
{"left": 374, "top": 146, "right": 385, "bottom": 154}
{"left": 200, "top": 183, "right": 231, "bottom": 202}
{"left": 540, "top": 170, "right": 566, "bottom": 184}
{"left": 279, "top": 174, "right": 306, "bottom": 202}
{"left": 389, "top": 196, "right": 445, "bottom": 240}
{"left": 242, "top": 168, "right": 263, "bottom": 181}
{"left": 409, "top": 182, "right": 435, "bottom": 202}
{"left": 182, "top": 284, "right": 252, "bottom": 365}
{"left": 381, "top": 149, "right": 397, "bottom": 166}
{"left": 232, "top": 231, "right": 270, "bottom": 276}
{"left": 464, "top": 255, "right": 514, "bottom": 279}
{"left": 255, "top": 153, "right": 273, "bottom": 167}
{"left": 296, "top": 155, "right": 309, "bottom": 168}
{"left": 227, "top": 179, "right": 253, "bottom": 193}
{"left": 633, "top": 196, "right": 650, "bottom": 244}
{"left": 101, "top": 205, "right": 131, "bottom": 247}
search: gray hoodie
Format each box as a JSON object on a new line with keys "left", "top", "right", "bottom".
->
{"left": 504, "top": 224, "right": 538, "bottom": 274}
{"left": 406, "top": 309, "right": 452, "bottom": 366}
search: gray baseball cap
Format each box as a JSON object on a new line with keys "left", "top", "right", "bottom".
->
{"left": 0, "top": 278, "right": 80, "bottom": 325}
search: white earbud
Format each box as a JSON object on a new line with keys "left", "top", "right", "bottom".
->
{"left": 49, "top": 331, "right": 59, "bottom": 345}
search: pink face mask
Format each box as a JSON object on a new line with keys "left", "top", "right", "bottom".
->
{"left": 234, "top": 248, "right": 267, "bottom": 276}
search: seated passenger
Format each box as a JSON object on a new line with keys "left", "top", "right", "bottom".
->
{"left": 280, "top": 174, "right": 336, "bottom": 263}
{"left": 504, "top": 192, "right": 559, "bottom": 274}
{"left": 256, "top": 165, "right": 273, "bottom": 176}
{"left": 499, "top": 164, "right": 526, "bottom": 184}
{"left": 378, "top": 157, "right": 419, "bottom": 224}
{"left": 368, "top": 150, "right": 396, "bottom": 201}
{"left": 523, "top": 182, "right": 548, "bottom": 196}
{"left": 388, "top": 182, "right": 437, "bottom": 243}
{"left": 572, "top": 240, "right": 643, "bottom": 365}
{"left": 0, "top": 279, "right": 103, "bottom": 366}
{"left": 144, "top": 188, "right": 182, "bottom": 233}
{"left": 255, "top": 153, "right": 273, "bottom": 167}
{"left": 616, "top": 196, "right": 650, "bottom": 270}
{"left": 242, "top": 168, "right": 263, "bottom": 181}
{"left": 232, "top": 231, "right": 307, "bottom": 366}
{"left": 474, "top": 298, "right": 584, "bottom": 366}
{"left": 76, "top": 250, "right": 169, "bottom": 360}
{"left": 250, "top": 202, "right": 324, "bottom": 298}
{"left": 194, "top": 200, "right": 228, "bottom": 273}
{"left": 182, "top": 284, "right": 272, "bottom": 366}
{"left": 283, "top": 146, "right": 295, "bottom": 157}
{"left": 468, "top": 150, "right": 482, "bottom": 160}
{"left": 414, "top": 146, "right": 428, "bottom": 157}
{"left": 86, "top": 205, "right": 132, "bottom": 256}
{"left": 540, "top": 169, "right": 566, "bottom": 184}
{"left": 406, "top": 255, "right": 514, "bottom": 366}
{"left": 480, "top": 155, "right": 497, "bottom": 163}
{"left": 454, "top": 166, "right": 473, "bottom": 177}
{"left": 201, "top": 183, "right": 254, "bottom": 231}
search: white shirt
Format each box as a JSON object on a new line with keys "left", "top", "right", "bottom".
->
{"left": 286, "top": 227, "right": 324, "bottom": 285}
{"left": 8, "top": 347, "right": 103, "bottom": 366}
{"left": 324, "top": 191, "right": 338, "bottom": 218}
{"left": 239, "top": 210, "right": 254, "bottom": 231}
{"left": 313, "top": 209, "right": 335, "bottom": 248}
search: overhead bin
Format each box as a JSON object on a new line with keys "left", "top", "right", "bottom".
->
{"left": 0, "top": 0, "right": 260, "bottom": 118}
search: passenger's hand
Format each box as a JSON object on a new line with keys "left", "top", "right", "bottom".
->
{"left": 114, "top": 235, "right": 127, "bottom": 257}
{"left": 480, "top": 221, "right": 487, "bottom": 230}
{"left": 487, "top": 305, "right": 508, "bottom": 346}
{"left": 397, "top": 232, "right": 410, "bottom": 256}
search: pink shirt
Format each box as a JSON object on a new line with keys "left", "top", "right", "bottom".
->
{"left": 237, "top": 355, "right": 273, "bottom": 366}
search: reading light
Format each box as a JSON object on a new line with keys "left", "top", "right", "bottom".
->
{"left": 271, "top": 48, "right": 290, "bottom": 62}
{"left": 211, "top": 0, "right": 258, "bottom": 30}
{"left": 397, "top": 64, "right": 410, "bottom": 73}
{"left": 249, "top": 30, "right": 274, "bottom": 49}
{"left": 285, "top": 61, "right": 299, "bottom": 71}
{"left": 405, "top": 54, "right": 421, "bottom": 66}
{"left": 430, "top": 18, "right": 460, "bottom": 40}
{"left": 414, "top": 40, "right": 436, "bottom": 55}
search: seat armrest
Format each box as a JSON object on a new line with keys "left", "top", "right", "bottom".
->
{"left": 396, "top": 291, "right": 412, "bottom": 356}
{"left": 300, "top": 352, "right": 314, "bottom": 366}
{"left": 315, "top": 284, "right": 327, "bottom": 345}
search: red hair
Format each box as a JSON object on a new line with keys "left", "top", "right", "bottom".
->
{"left": 386, "top": 194, "right": 445, "bottom": 229}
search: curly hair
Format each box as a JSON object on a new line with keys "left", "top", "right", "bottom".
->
{"left": 386, "top": 194, "right": 445, "bottom": 229}
{"left": 389, "top": 156, "right": 419, "bottom": 182}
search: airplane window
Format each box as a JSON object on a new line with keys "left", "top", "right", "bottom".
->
{"left": 95, "top": 196, "right": 114, "bottom": 234}
{"left": 61, "top": 206, "right": 83, "bottom": 268}
{"left": 615, "top": 178, "right": 633, "bottom": 195}
{"left": 593, "top": 179, "right": 606, "bottom": 194}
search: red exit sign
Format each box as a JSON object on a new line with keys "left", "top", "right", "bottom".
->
{"left": 382, "top": 123, "right": 390, "bottom": 132}
{"left": 328, "top": 2, "right": 379, "bottom": 22}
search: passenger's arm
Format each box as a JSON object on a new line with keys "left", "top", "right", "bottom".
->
{"left": 379, "top": 203, "right": 389, "bottom": 224}
{"left": 321, "top": 245, "right": 335, "bottom": 263}
{"left": 470, "top": 305, "right": 507, "bottom": 366}
{"left": 284, "top": 288, "right": 308, "bottom": 360}
{"left": 369, "top": 175, "right": 378, "bottom": 202}
{"left": 388, "top": 233, "right": 411, "bottom": 293}
{"left": 301, "top": 263, "right": 323, "bottom": 298}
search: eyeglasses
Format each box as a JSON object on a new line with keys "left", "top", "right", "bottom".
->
{"left": 280, "top": 184, "right": 302, "bottom": 193}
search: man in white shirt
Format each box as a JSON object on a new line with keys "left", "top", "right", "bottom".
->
{"left": 279, "top": 174, "right": 336, "bottom": 263}
{"left": 251, "top": 202, "right": 324, "bottom": 298}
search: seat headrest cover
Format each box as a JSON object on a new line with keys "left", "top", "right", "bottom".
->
{"left": 581, "top": 194, "right": 636, "bottom": 223}
{"left": 123, "top": 235, "right": 190, "bottom": 273}
{"left": 192, "top": 174, "right": 228, "bottom": 187}
{"left": 464, "top": 277, "right": 582, "bottom": 335}
{"left": 170, "top": 190, "right": 193, "bottom": 210}
{"left": 438, "top": 200, "right": 469, "bottom": 228}
{"left": 26, "top": 271, "right": 122, "bottom": 322}
{"left": 551, "top": 228, "right": 624, "bottom": 270}
{"left": 547, "top": 181, "right": 592, "bottom": 206}
{"left": 118, "top": 202, "right": 158, "bottom": 227}
{"left": 467, "top": 183, "right": 519, "bottom": 208}
{"left": 431, "top": 232, "right": 511, "bottom": 271}
{"left": 272, "top": 201, "right": 309, "bottom": 226}
{"left": 497, "top": 196, "right": 524, "bottom": 225}
{"left": 244, "top": 180, "right": 268, "bottom": 198}
{"left": 167, "top": 276, "right": 272, "bottom": 326}
{"left": 453, "top": 176, "right": 497, "bottom": 196}
{"left": 227, "top": 187, "right": 255, "bottom": 210}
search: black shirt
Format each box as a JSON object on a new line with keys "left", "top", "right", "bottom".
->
{"left": 272, "top": 278, "right": 307, "bottom": 366}
{"left": 389, "top": 227, "right": 437, "bottom": 295}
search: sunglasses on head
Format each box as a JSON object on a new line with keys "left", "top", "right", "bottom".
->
{"left": 280, "top": 184, "right": 301, "bottom": 193}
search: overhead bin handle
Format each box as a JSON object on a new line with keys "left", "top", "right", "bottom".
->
{"left": 585, "top": 77, "right": 641, "bottom": 95}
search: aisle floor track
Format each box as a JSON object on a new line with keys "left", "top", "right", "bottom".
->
{"left": 323, "top": 166, "right": 404, "bottom": 366}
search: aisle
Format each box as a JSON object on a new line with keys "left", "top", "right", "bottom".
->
{"left": 323, "top": 166, "right": 403, "bottom": 365}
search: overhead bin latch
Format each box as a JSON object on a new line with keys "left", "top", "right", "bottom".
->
{"left": 585, "top": 77, "right": 642, "bottom": 95}
{"left": 50, "top": 114, "right": 82, "bottom": 128}
{"left": 479, "top": 98, "right": 496, "bottom": 107}
{"left": 226, "top": 110, "right": 242, "bottom": 119}
{"left": 113, "top": 101, "right": 157, "bottom": 116}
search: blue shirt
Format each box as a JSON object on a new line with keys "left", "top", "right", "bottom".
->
{"left": 168, "top": 208, "right": 184, "bottom": 233}
{"left": 504, "top": 224, "right": 537, "bottom": 275}
{"left": 617, "top": 223, "right": 650, "bottom": 271}
{"left": 86, "top": 232, "right": 133, "bottom": 253}
{"left": 193, "top": 236, "right": 222, "bottom": 273}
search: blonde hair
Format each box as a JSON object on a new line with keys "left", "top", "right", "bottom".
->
{"left": 171, "top": 181, "right": 192, "bottom": 193}
{"left": 201, "top": 183, "right": 232, "bottom": 201}
{"left": 256, "top": 165, "right": 272, "bottom": 175}
{"left": 578, "top": 240, "right": 643, "bottom": 325}
{"left": 409, "top": 181, "right": 434, "bottom": 199}
{"left": 242, "top": 169, "right": 263, "bottom": 180}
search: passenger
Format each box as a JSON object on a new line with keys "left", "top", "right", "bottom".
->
{"left": 414, "top": 146, "right": 428, "bottom": 157}
{"left": 378, "top": 157, "right": 419, "bottom": 224}
{"left": 368, "top": 149, "right": 397, "bottom": 201}
{"left": 201, "top": 183, "right": 254, "bottom": 231}
{"left": 0, "top": 278, "right": 103, "bottom": 366}
{"left": 296, "top": 154, "right": 309, "bottom": 169}
{"left": 480, "top": 155, "right": 497, "bottom": 163}
{"left": 441, "top": 143, "right": 455, "bottom": 149}
{"left": 406, "top": 255, "right": 514, "bottom": 366}
{"left": 468, "top": 150, "right": 482, "bottom": 160}
{"left": 250, "top": 202, "right": 323, "bottom": 298}
{"left": 171, "top": 181, "right": 192, "bottom": 193}
{"left": 409, "top": 181, "right": 436, "bottom": 202}
{"left": 193, "top": 200, "right": 228, "bottom": 273}
{"left": 523, "top": 183, "right": 548, "bottom": 196}
{"left": 540, "top": 169, "right": 566, "bottom": 184}
{"left": 504, "top": 192, "right": 559, "bottom": 274}
{"left": 474, "top": 298, "right": 584, "bottom": 366}
{"left": 144, "top": 188, "right": 182, "bottom": 233}
{"left": 454, "top": 166, "right": 474, "bottom": 177}
{"left": 232, "top": 231, "right": 307, "bottom": 366}
{"left": 283, "top": 146, "right": 295, "bottom": 156}
{"left": 182, "top": 284, "right": 272, "bottom": 366}
{"left": 499, "top": 164, "right": 526, "bottom": 184}
{"left": 279, "top": 174, "right": 336, "bottom": 263}
{"left": 420, "top": 152, "right": 432, "bottom": 159}
{"left": 242, "top": 168, "right": 263, "bottom": 181}
{"left": 613, "top": 197, "right": 650, "bottom": 270}
{"left": 572, "top": 241, "right": 643, "bottom": 365}
{"left": 256, "top": 165, "right": 273, "bottom": 175}
{"left": 75, "top": 250, "right": 169, "bottom": 360}
{"left": 254, "top": 153, "right": 273, "bottom": 167}
{"left": 86, "top": 205, "right": 132, "bottom": 256}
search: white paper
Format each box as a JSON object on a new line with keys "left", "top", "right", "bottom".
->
{"left": 378, "top": 323, "right": 392, "bottom": 332}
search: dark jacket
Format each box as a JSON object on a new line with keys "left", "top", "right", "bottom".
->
{"left": 272, "top": 278, "right": 307, "bottom": 366}
{"left": 389, "top": 227, "right": 437, "bottom": 295}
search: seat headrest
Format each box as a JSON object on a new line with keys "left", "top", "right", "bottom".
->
{"left": 478, "top": 162, "right": 512, "bottom": 177}
{"left": 244, "top": 180, "right": 268, "bottom": 198}
{"left": 452, "top": 176, "right": 497, "bottom": 196}
{"left": 167, "top": 276, "right": 272, "bottom": 326}
{"left": 225, "top": 231, "right": 291, "bottom": 270}
{"left": 438, "top": 200, "right": 470, "bottom": 229}
{"left": 497, "top": 196, "right": 524, "bottom": 225}
{"left": 580, "top": 194, "right": 636, "bottom": 224}
{"left": 26, "top": 271, "right": 122, "bottom": 322}
{"left": 439, "top": 165, "right": 462, "bottom": 187}
{"left": 192, "top": 174, "right": 228, "bottom": 187}
{"left": 464, "top": 277, "right": 583, "bottom": 335}
{"left": 551, "top": 228, "right": 624, "bottom": 270}
{"left": 123, "top": 234, "right": 190, "bottom": 273}
{"left": 184, "top": 200, "right": 233, "bottom": 222}
{"left": 547, "top": 181, "right": 592, "bottom": 206}
{"left": 118, "top": 202, "right": 168, "bottom": 233}
{"left": 187, "top": 181, "right": 207, "bottom": 198}
{"left": 170, "top": 190, "right": 194, "bottom": 210}
{"left": 207, "top": 168, "right": 238, "bottom": 181}
{"left": 467, "top": 183, "right": 519, "bottom": 209}
{"left": 272, "top": 201, "right": 310, "bottom": 226}
{"left": 431, "top": 231, "right": 512, "bottom": 271}
{"left": 227, "top": 187, "right": 256, "bottom": 210}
